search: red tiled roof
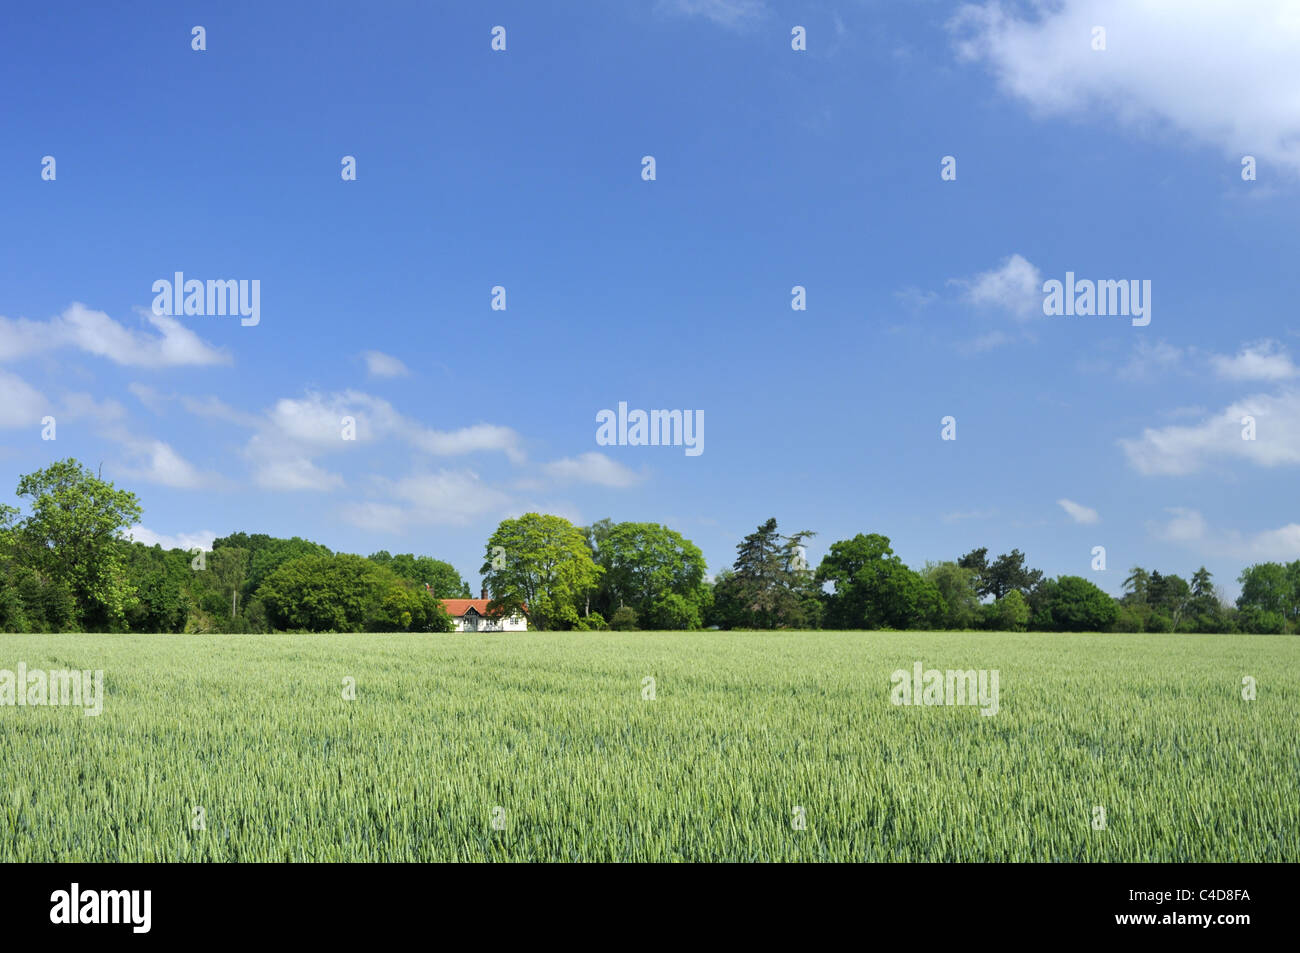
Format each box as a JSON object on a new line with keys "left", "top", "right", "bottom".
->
{"left": 441, "top": 599, "right": 491, "bottom": 617}
{"left": 440, "top": 598, "right": 526, "bottom": 618}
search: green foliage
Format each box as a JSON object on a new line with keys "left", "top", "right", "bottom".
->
{"left": 368, "top": 551, "right": 470, "bottom": 598}
{"left": 1110, "top": 602, "right": 1145, "bottom": 633}
{"left": 0, "top": 458, "right": 1271, "bottom": 636}
{"left": 1122, "top": 566, "right": 1152, "bottom": 605}
{"left": 1030, "top": 576, "right": 1119, "bottom": 632}
{"left": 1237, "top": 561, "right": 1299, "bottom": 631}
{"left": 1146, "top": 611, "right": 1175, "bottom": 633}
{"left": 11, "top": 459, "right": 142, "bottom": 629}
{"left": 1148, "top": 572, "right": 1191, "bottom": 627}
{"left": 924, "top": 562, "right": 981, "bottom": 629}
{"left": 573, "top": 611, "right": 607, "bottom": 632}
{"left": 1122, "top": 566, "right": 1226, "bottom": 634}
{"left": 0, "top": 582, "right": 28, "bottom": 632}
{"left": 0, "top": 562, "right": 78, "bottom": 633}
{"left": 585, "top": 520, "right": 709, "bottom": 628}
{"left": 644, "top": 592, "right": 702, "bottom": 631}
{"left": 480, "top": 513, "right": 602, "bottom": 630}
{"left": 817, "top": 533, "right": 944, "bottom": 630}
{"left": 608, "top": 606, "right": 640, "bottom": 631}
{"left": 212, "top": 532, "right": 334, "bottom": 597}
{"left": 1239, "top": 606, "right": 1287, "bottom": 635}
{"left": 120, "top": 543, "right": 191, "bottom": 633}
{"left": 715, "top": 518, "right": 818, "bottom": 629}
{"left": 960, "top": 547, "right": 1043, "bottom": 601}
{"left": 257, "top": 554, "right": 453, "bottom": 633}
{"left": 990, "top": 590, "right": 1029, "bottom": 632}
{"left": 703, "top": 569, "right": 744, "bottom": 629}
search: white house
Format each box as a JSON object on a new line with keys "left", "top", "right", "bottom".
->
{"left": 440, "top": 596, "right": 527, "bottom": 632}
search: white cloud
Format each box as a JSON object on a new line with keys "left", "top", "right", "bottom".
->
{"left": 1119, "top": 339, "right": 1186, "bottom": 380}
{"left": 117, "top": 383, "right": 576, "bottom": 502}
{"left": 342, "top": 470, "right": 514, "bottom": 529}
{"left": 248, "top": 445, "right": 344, "bottom": 492}
{"left": 59, "top": 392, "right": 127, "bottom": 422}
{"left": 1107, "top": 339, "right": 1296, "bottom": 382}
{"left": 363, "top": 350, "right": 410, "bottom": 378}
{"left": 130, "top": 384, "right": 261, "bottom": 426}
{"left": 411, "top": 423, "right": 525, "bottom": 464}
{"left": 119, "top": 439, "right": 214, "bottom": 489}
{"left": 145, "top": 386, "right": 528, "bottom": 492}
{"left": 1151, "top": 507, "right": 1209, "bottom": 544}
{"left": 951, "top": 0, "right": 1300, "bottom": 173}
{"left": 388, "top": 471, "right": 514, "bottom": 521}
{"left": 0, "top": 371, "right": 49, "bottom": 429}
{"left": 258, "top": 390, "right": 523, "bottom": 461}
{"left": 337, "top": 501, "right": 409, "bottom": 534}
{"left": 1057, "top": 498, "right": 1100, "bottom": 524}
{"left": 1240, "top": 523, "right": 1300, "bottom": 561}
{"left": 127, "top": 383, "right": 167, "bottom": 413}
{"left": 540, "top": 452, "right": 643, "bottom": 488}
{"left": 0, "top": 303, "right": 229, "bottom": 367}
{"left": 659, "top": 0, "right": 768, "bottom": 30}
{"left": 177, "top": 394, "right": 261, "bottom": 427}
{"left": 955, "top": 254, "right": 1043, "bottom": 319}
{"left": 128, "top": 526, "right": 217, "bottom": 552}
{"left": 1210, "top": 340, "right": 1299, "bottom": 381}
{"left": 266, "top": 391, "right": 394, "bottom": 448}
{"left": 1149, "top": 508, "right": 1300, "bottom": 562}
{"left": 1120, "top": 390, "right": 1300, "bottom": 475}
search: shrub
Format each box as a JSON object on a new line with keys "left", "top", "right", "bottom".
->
{"left": 645, "top": 593, "right": 701, "bottom": 630}
{"left": 609, "top": 606, "right": 640, "bottom": 631}
{"left": 573, "top": 611, "right": 607, "bottom": 631}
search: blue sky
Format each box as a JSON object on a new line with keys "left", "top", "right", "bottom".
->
{"left": 3, "top": 0, "right": 1298, "bottom": 600}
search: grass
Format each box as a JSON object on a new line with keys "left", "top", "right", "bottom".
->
{"left": 1, "top": 630, "right": 1296, "bottom": 862}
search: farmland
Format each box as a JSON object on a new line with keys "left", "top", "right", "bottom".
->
{"left": 1, "top": 631, "right": 1296, "bottom": 862}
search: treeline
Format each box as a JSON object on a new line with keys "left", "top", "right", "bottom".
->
{"left": 1, "top": 459, "right": 1296, "bottom": 634}
{"left": 482, "top": 514, "right": 1296, "bottom": 634}
{"left": 0, "top": 460, "right": 465, "bottom": 633}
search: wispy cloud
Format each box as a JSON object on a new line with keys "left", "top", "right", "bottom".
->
{"left": 1119, "top": 340, "right": 1185, "bottom": 380}
{"left": 362, "top": 350, "right": 410, "bottom": 379}
{"left": 1057, "top": 498, "right": 1100, "bottom": 525}
{"left": 1210, "top": 340, "right": 1299, "bottom": 381}
{"left": 341, "top": 470, "right": 514, "bottom": 530}
{"left": 0, "top": 303, "right": 228, "bottom": 367}
{"left": 540, "top": 452, "right": 643, "bottom": 488}
{"left": 1149, "top": 507, "right": 1300, "bottom": 562}
{"left": 0, "top": 371, "right": 48, "bottom": 429}
{"left": 658, "top": 0, "right": 768, "bottom": 30}
{"left": 118, "top": 438, "right": 219, "bottom": 489}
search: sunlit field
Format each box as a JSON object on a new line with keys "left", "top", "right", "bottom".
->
{"left": 2, "top": 631, "right": 1295, "bottom": 862}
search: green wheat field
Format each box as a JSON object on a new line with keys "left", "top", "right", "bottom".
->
{"left": 2, "top": 631, "right": 1296, "bottom": 862}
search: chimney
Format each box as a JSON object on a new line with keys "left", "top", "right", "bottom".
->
{"left": 481, "top": 586, "right": 488, "bottom": 600}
